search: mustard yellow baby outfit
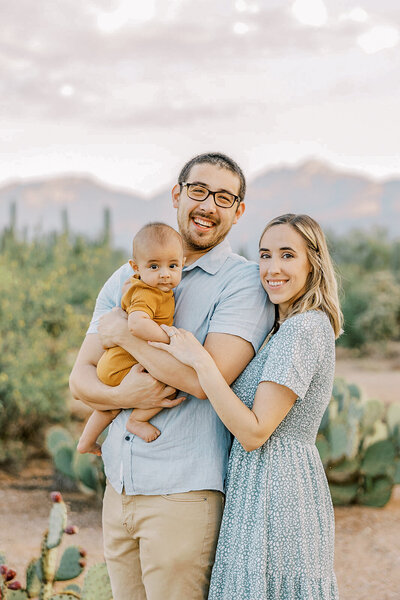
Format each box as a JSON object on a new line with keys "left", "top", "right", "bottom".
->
{"left": 97, "top": 276, "right": 175, "bottom": 386}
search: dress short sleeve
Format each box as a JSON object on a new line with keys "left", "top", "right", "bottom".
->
{"left": 259, "top": 311, "right": 326, "bottom": 399}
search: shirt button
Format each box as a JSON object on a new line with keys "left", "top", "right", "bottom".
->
{"left": 125, "top": 435, "right": 130, "bottom": 441}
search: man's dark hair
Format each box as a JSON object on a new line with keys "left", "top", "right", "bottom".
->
{"left": 178, "top": 152, "right": 246, "bottom": 201}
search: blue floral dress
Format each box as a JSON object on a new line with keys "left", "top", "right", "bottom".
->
{"left": 208, "top": 311, "right": 339, "bottom": 600}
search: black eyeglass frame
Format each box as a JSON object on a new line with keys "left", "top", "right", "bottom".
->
{"left": 179, "top": 182, "right": 241, "bottom": 208}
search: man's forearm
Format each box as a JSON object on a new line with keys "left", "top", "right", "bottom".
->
{"left": 69, "top": 362, "right": 121, "bottom": 411}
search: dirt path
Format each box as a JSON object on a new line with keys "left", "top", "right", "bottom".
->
{"left": 335, "top": 354, "right": 400, "bottom": 405}
{"left": 1, "top": 459, "right": 400, "bottom": 600}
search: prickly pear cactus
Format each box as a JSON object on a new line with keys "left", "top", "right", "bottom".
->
{"left": 55, "top": 548, "right": 85, "bottom": 581}
{"left": 46, "top": 427, "right": 75, "bottom": 456}
{"left": 7, "top": 591, "right": 29, "bottom": 600}
{"left": 0, "top": 558, "right": 28, "bottom": 600}
{"left": 53, "top": 446, "right": 76, "bottom": 481}
{"left": 25, "top": 559, "right": 41, "bottom": 598}
{"left": 317, "top": 378, "right": 400, "bottom": 507}
{"left": 50, "top": 595, "right": 80, "bottom": 599}
{"left": 81, "top": 564, "right": 112, "bottom": 600}
{"left": 46, "top": 428, "right": 104, "bottom": 497}
{"left": 72, "top": 453, "right": 103, "bottom": 496}
{"left": 0, "top": 493, "right": 112, "bottom": 600}
{"left": 62, "top": 584, "right": 81, "bottom": 595}
{"left": 46, "top": 498, "right": 67, "bottom": 550}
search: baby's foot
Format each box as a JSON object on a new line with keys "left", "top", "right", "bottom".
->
{"left": 77, "top": 438, "right": 102, "bottom": 456}
{"left": 126, "top": 420, "right": 161, "bottom": 443}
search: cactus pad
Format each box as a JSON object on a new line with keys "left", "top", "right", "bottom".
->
{"left": 46, "top": 427, "right": 75, "bottom": 457}
{"left": 41, "top": 536, "right": 59, "bottom": 585}
{"left": 46, "top": 502, "right": 67, "bottom": 549}
{"left": 361, "top": 399, "right": 384, "bottom": 433}
{"left": 63, "top": 584, "right": 81, "bottom": 595}
{"left": 363, "top": 420, "right": 389, "bottom": 449}
{"left": 7, "top": 590, "right": 29, "bottom": 600}
{"left": 49, "top": 595, "right": 80, "bottom": 599}
{"left": 53, "top": 445, "right": 75, "bottom": 481}
{"left": 328, "top": 422, "right": 348, "bottom": 462}
{"left": 387, "top": 403, "right": 400, "bottom": 436}
{"left": 55, "top": 547, "right": 84, "bottom": 581}
{"left": 328, "top": 481, "right": 358, "bottom": 505}
{"left": 26, "top": 559, "right": 41, "bottom": 598}
{"left": 81, "top": 563, "right": 112, "bottom": 600}
{"left": 361, "top": 439, "right": 396, "bottom": 478}
{"left": 357, "top": 475, "right": 393, "bottom": 507}
{"left": 72, "top": 453, "right": 102, "bottom": 495}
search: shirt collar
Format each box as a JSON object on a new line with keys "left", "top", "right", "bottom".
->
{"left": 183, "top": 239, "right": 233, "bottom": 275}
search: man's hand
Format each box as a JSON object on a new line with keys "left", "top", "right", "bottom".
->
{"left": 98, "top": 307, "right": 128, "bottom": 349}
{"left": 114, "top": 363, "right": 184, "bottom": 410}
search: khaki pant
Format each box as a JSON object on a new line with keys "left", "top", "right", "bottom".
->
{"left": 102, "top": 481, "right": 224, "bottom": 600}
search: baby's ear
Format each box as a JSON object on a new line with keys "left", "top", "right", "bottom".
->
{"left": 129, "top": 259, "right": 139, "bottom": 272}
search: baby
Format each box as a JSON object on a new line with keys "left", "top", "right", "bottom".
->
{"left": 77, "top": 222, "right": 185, "bottom": 455}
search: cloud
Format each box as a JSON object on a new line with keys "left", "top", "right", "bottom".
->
{"left": 3, "top": 0, "right": 390, "bottom": 130}
{"left": 2, "top": 0, "right": 400, "bottom": 191}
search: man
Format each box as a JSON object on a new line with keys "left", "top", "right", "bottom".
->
{"left": 70, "top": 153, "right": 274, "bottom": 600}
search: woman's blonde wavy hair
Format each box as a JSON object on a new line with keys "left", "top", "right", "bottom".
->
{"left": 259, "top": 214, "right": 343, "bottom": 339}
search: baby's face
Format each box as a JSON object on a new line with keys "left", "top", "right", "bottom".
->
{"left": 130, "top": 238, "right": 185, "bottom": 292}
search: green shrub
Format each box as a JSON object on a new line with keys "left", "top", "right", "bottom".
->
{"left": 0, "top": 227, "right": 125, "bottom": 464}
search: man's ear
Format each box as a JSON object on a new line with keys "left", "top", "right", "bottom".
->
{"left": 232, "top": 201, "right": 245, "bottom": 225}
{"left": 129, "top": 259, "right": 139, "bottom": 273}
{"left": 172, "top": 184, "right": 181, "bottom": 209}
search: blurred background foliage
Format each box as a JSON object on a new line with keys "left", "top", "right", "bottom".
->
{"left": 0, "top": 208, "right": 399, "bottom": 474}
{"left": 0, "top": 207, "right": 125, "bottom": 465}
{"left": 329, "top": 228, "right": 400, "bottom": 349}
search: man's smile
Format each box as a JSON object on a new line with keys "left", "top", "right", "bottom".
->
{"left": 191, "top": 215, "right": 217, "bottom": 231}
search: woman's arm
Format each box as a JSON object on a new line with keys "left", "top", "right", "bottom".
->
{"left": 150, "top": 327, "right": 296, "bottom": 451}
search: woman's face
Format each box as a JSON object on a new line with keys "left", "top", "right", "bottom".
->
{"left": 259, "top": 223, "right": 311, "bottom": 318}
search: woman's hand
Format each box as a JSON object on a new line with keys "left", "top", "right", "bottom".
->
{"left": 149, "top": 325, "right": 212, "bottom": 370}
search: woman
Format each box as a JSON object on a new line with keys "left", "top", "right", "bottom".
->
{"left": 150, "top": 214, "right": 342, "bottom": 599}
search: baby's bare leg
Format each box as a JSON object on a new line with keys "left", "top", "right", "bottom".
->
{"left": 126, "top": 408, "right": 163, "bottom": 443}
{"left": 77, "top": 409, "right": 121, "bottom": 455}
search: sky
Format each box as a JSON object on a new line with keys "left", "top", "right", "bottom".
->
{"left": 1, "top": 0, "right": 400, "bottom": 194}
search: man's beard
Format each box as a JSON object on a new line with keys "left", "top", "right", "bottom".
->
{"left": 179, "top": 217, "right": 230, "bottom": 252}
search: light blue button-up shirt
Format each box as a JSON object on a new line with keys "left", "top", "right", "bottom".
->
{"left": 87, "top": 239, "right": 275, "bottom": 495}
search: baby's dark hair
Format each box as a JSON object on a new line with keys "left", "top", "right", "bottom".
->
{"left": 132, "top": 222, "right": 183, "bottom": 258}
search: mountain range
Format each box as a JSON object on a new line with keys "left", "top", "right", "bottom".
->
{"left": 1, "top": 160, "right": 399, "bottom": 258}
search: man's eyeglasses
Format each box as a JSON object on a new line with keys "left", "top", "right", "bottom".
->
{"left": 180, "top": 183, "right": 241, "bottom": 208}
